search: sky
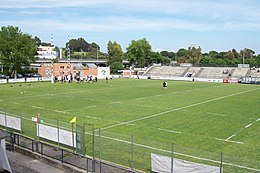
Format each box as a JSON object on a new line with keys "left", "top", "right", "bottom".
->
{"left": 0, "top": 0, "right": 260, "bottom": 54}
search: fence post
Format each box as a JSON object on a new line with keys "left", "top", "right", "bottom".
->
{"left": 61, "top": 149, "right": 64, "bottom": 163}
{"left": 220, "top": 152, "right": 223, "bottom": 173}
{"left": 57, "top": 119, "right": 60, "bottom": 147}
{"left": 99, "top": 128, "right": 102, "bottom": 173}
{"left": 92, "top": 127, "right": 95, "bottom": 173}
{"left": 4, "top": 108, "right": 7, "bottom": 129}
{"left": 171, "top": 144, "right": 174, "bottom": 173}
{"left": 19, "top": 114, "right": 22, "bottom": 134}
{"left": 131, "top": 135, "right": 134, "bottom": 172}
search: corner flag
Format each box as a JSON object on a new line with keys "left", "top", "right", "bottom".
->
{"left": 70, "top": 117, "right": 77, "bottom": 124}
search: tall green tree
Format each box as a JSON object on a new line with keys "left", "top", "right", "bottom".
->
{"left": 126, "top": 38, "right": 152, "bottom": 67}
{"left": 107, "top": 40, "right": 124, "bottom": 65}
{"left": 186, "top": 46, "right": 202, "bottom": 64}
{"left": 0, "top": 26, "right": 36, "bottom": 77}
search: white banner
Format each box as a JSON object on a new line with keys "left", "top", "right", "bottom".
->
{"left": 97, "top": 67, "right": 110, "bottom": 79}
{"left": 6, "top": 116, "right": 21, "bottom": 131}
{"left": 8, "top": 78, "right": 25, "bottom": 83}
{"left": 37, "top": 124, "right": 76, "bottom": 147}
{"left": 0, "top": 79, "right": 7, "bottom": 84}
{"left": 0, "top": 114, "right": 21, "bottom": 131}
{"left": 0, "top": 114, "right": 5, "bottom": 126}
{"left": 151, "top": 153, "right": 220, "bottom": 173}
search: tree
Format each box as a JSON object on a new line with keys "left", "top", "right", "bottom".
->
{"left": 126, "top": 38, "right": 152, "bottom": 67}
{"left": 0, "top": 26, "right": 36, "bottom": 77}
{"left": 110, "top": 61, "right": 123, "bottom": 74}
{"left": 107, "top": 40, "right": 124, "bottom": 65}
{"left": 186, "top": 46, "right": 202, "bottom": 64}
{"left": 176, "top": 48, "right": 188, "bottom": 62}
{"left": 160, "top": 51, "right": 175, "bottom": 59}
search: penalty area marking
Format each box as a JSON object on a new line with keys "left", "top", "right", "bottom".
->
{"left": 102, "top": 87, "right": 260, "bottom": 130}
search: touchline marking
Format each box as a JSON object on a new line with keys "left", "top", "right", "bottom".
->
{"left": 245, "top": 123, "right": 252, "bottom": 128}
{"left": 102, "top": 88, "right": 260, "bottom": 130}
{"left": 158, "top": 128, "right": 182, "bottom": 134}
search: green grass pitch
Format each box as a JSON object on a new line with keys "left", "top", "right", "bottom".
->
{"left": 0, "top": 79, "right": 259, "bottom": 172}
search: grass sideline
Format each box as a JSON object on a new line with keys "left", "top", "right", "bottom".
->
{"left": 0, "top": 79, "right": 259, "bottom": 172}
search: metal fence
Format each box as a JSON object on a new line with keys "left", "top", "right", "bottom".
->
{"left": 1, "top": 108, "right": 260, "bottom": 173}
{"left": 3, "top": 131, "right": 139, "bottom": 173}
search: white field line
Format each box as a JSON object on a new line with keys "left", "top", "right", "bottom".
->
{"left": 136, "top": 104, "right": 152, "bottom": 108}
{"left": 158, "top": 128, "right": 243, "bottom": 144}
{"left": 257, "top": 118, "right": 260, "bottom": 122}
{"left": 86, "top": 105, "right": 96, "bottom": 108}
{"left": 214, "top": 138, "right": 243, "bottom": 144}
{"left": 225, "top": 119, "right": 259, "bottom": 141}
{"left": 110, "top": 101, "right": 122, "bottom": 104}
{"left": 102, "top": 88, "right": 260, "bottom": 130}
{"left": 226, "top": 134, "right": 236, "bottom": 141}
{"left": 54, "top": 110, "right": 69, "bottom": 114}
{"left": 245, "top": 123, "right": 252, "bottom": 128}
{"left": 155, "top": 94, "right": 164, "bottom": 97}
{"left": 158, "top": 128, "right": 182, "bottom": 134}
{"left": 10, "top": 102, "right": 20, "bottom": 105}
{"left": 135, "top": 97, "right": 144, "bottom": 100}
{"left": 206, "top": 112, "right": 227, "bottom": 117}
{"left": 64, "top": 105, "right": 97, "bottom": 112}
{"left": 85, "top": 115, "right": 101, "bottom": 120}
{"left": 32, "top": 106, "right": 45, "bottom": 110}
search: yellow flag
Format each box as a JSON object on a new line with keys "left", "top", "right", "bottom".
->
{"left": 70, "top": 117, "right": 76, "bottom": 124}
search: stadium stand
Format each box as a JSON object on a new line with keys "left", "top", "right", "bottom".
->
{"left": 143, "top": 66, "right": 251, "bottom": 80}
{"left": 231, "top": 68, "right": 250, "bottom": 79}
{"left": 197, "top": 67, "right": 233, "bottom": 79}
{"left": 249, "top": 68, "right": 260, "bottom": 77}
{"left": 145, "top": 66, "right": 187, "bottom": 78}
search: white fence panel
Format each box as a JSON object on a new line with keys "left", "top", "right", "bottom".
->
{"left": 37, "top": 124, "right": 76, "bottom": 147}
{"left": 151, "top": 153, "right": 220, "bottom": 173}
